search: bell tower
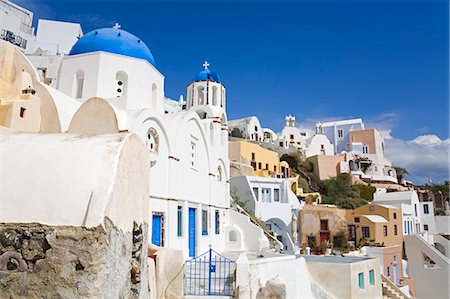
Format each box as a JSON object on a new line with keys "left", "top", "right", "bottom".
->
{"left": 186, "top": 61, "right": 226, "bottom": 118}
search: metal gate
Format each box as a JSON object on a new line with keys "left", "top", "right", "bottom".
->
{"left": 184, "top": 248, "right": 235, "bottom": 296}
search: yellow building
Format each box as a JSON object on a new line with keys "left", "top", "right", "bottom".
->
{"left": 228, "top": 139, "right": 291, "bottom": 178}
{"left": 347, "top": 204, "right": 403, "bottom": 247}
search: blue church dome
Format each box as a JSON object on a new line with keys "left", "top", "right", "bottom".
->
{"left": 193, "top": 62, "right": 221, "bottom": 82}
{"left": 69, "top": 27, "right": 156, "bottom": 66}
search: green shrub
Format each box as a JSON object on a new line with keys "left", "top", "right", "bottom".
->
{"left": 356, "top": 184, "right": 376, "bottom": 201}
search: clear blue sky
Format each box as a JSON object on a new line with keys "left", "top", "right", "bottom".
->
{"left": 18, "top": 0, "right": 449, "bottom": 140}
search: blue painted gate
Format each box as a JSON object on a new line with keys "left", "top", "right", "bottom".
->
{"left": 184, "top": 248, "right": 235, "bottom": 296}
{"left": 151, "top": 214, "right": 162, "bottom": 246}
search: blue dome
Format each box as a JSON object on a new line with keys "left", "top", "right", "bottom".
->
{"left": 193, "top": 69, "right": 221, "bottom": 83}
{"left": 69, "top": 27, "right": 155, "bottom": 66}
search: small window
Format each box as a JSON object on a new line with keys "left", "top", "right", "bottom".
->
{"left": 290, "top": 134, "right": 294, "bottom": 140}
{"left": 358, "top": 272, "right": 364, "bottom": 289}
{"left": 262, "top": 188, "right": 271, "bottom": 203}
{"left": 394, "top": 224, "right": 398, "bottom": 235}
{"left": 253, "top": 187, "right": 259, "bottom": 201}
{"left": 258, "top": 162, "right": 262, "bottom": 169}
{"left": 362, "top": 226, "right": 370, "bottom": 238}
{"left": 76, "top": 76, "right": 84, "bottom": 98}
{"left": 217, "top": 166, "right": 223, "bottom": 182}
{"left": 251, "top": 152, "right": 256, "bottom": 160}
{"left": 265, "top": 163, "right": 269, "bottom": 170}
{"left": 19, "top": 107, "right": 26, "bottom": 118}
{"left": 274, "top": 189, "right": 280, "bottom": 202}
{"left": 177, "top": 206, "right": 182, "bottom": 237}
{"left": 215, "top": 210, "right": 220, "bottom": 234}
{"left": 393, "top": 213, "right": 397, "bottom": 219}
{"left": 191, "top": 141, "right": 197, "bottom": 168}
{"left": 337, "top": 129, "right": 344, "bottom": 138}
{"left": 424, "top": 224, "right": 429, "bottom": 231}
{"left": 202, "top": 209, "right": 208, "bottom": 235}
{"left": 369, "top": 270, "right": 375, "bottom": 286}
{"left": 228, "top": 230, "right": 237, "bottom": 241}
{"left": 387, "top": 266, "right": 390, "bottom": 277}
{"left": 423, "top": 204, "right": 429, "bottom": 214}
{"left": 147, "top": 128, "right": 159, "bottom": 153}
{"left": 354, "top": 217, "right": 360, "bottom": 223}
{"left": 383, "top": 225, "right": 388, "bottom": 236}
{"left": 362, "top": 145, "right": 369, "bottom": 154}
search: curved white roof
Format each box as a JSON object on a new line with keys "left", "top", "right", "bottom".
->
{"left": 362, "top": 215, "right": 388, "bottom": 223}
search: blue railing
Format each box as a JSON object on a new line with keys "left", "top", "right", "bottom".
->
{"left": 184, "top": 248, "right": 235, "bottom": 296}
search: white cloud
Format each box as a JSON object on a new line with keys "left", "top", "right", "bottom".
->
{"left": 385, "top": 135, "right": 450, "bottom": 185}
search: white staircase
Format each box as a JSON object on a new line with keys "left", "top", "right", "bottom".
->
{"left": 381, "top": 274, "right": 408, "bottom": 299}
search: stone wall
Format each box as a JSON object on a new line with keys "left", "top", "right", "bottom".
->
{"left": 0, "top": 218, "right": 149, "bottom": 298}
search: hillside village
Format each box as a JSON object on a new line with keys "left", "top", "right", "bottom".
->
{"left": 0, "top": 1, "right": 449, "bottom": 299}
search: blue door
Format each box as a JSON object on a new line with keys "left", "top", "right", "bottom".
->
{"left": 152, "top": 215, "right": 162, "bottom": 246}
{"left": 188, "top": 208, "right": 196, "bottom": 257}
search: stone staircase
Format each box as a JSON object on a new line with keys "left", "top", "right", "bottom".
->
{"left": 381, "top": 274, "right": 409, "bottom": 299}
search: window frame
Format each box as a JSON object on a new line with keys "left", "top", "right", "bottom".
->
{"left": 369, "top": 270, "right": 375, "bottom": 286}
{"left": 177, "top": 206, "right": 183, "bottom": 237}
{"left": 358, "top": 272, "right": 364, "bottom": 289}
{"left": 202, "top": 209, "right": 208, "bottom": 236}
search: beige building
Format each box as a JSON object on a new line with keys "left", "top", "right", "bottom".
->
{"left": 299, "top": 205, "right": 348, "bottom": 250}
{"left": 347, "top": 204, "right": 403, "bottom": 247}
{"left": 307, "top": 154, "right": 346, "bottom": 180}
{"left": 304, "top": 255, "right": 383, "bottom": 299}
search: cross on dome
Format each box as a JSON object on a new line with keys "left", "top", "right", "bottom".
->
{"left": 113, "top": 23, "right": 121, "bottom": 29}
{"left": 202, "top": 61, "right": 210, "bottom": 70}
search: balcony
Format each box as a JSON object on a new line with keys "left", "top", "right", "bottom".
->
{"left": 1, "top": 29, "right": 27, "bottom": 49}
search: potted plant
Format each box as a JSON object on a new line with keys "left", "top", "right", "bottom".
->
{"left": 310, "top": 242, "right": 320, "bottom": 255}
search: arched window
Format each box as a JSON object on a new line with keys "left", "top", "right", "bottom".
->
{"left": 212, "top": 86, "right": 218, "bottom": 106}
{"left": 115, "top": 71, "right": 128, "bottom": 98}
{"left": 152, "top": 84, "right": 158, "bottom": 108}
{"left": 146, "top": 127, "right": 159, "bottom": 153}
{"left": 217, "top": 166, "right": 222, "bottom": 182}
{"left": 197, "top": 86, "right": 205, "bottom": 105}
{"left": 75, "top": 70, "right": 85, "bottom": 99}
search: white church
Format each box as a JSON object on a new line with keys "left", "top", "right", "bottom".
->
{"left": 0, "top": 16, "right": 269, "bottom": 260}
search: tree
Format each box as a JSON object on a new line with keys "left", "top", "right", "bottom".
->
{"left": 320, "top": 174, "right": 368, "bottom": 209}
{"left": 393, "top": 166, "right": 409, "bottom": 183}
{"left": 298, "top": 177, "right": 310, "bottom": 193}
{"left": 356, "top": 184, "right": 376, "bottom": 201}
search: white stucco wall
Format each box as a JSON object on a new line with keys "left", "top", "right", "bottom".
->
{"left": 0, "top": 132, "right": 149, "bottom": 233}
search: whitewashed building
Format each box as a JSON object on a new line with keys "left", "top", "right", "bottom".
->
{"left": 231, "top": 175, "right": 301, "bottom": 252}
{"left": 373, "top": 190, "right": 423, "bottom": 235}
{"left": 228, "top": 116, "right": 262, "bottom": 142}
{"left": 0, "top": 0, "right": 35, "bottom": 52}
{"left": 0, "top": 22, "right": 270, "bottom": 260}
{"left": 278, "top": 115, "right": 307, "bottom": 149}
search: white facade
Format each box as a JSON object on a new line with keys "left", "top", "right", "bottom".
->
{"left": 32, "top": 19, "right": 82, "bottom": 55}
{"left": 277, "top": 115, "right": 307, "bottom": 149}
{"left": 228, "top": 116, "right": 262, "bottom": 142}
{"left": 230, "top": 175, "right": 301, "bottom": 252}
{"left": 0, "top": 21, "right": 270, "bottom": 260}
{"left": 303, "top": 133, "right": 334, "bottom": 158}
{"left": 0, "top": 0, "right": 35, "bottom": 52}
{"left": 319, "top": 118, "right": 365, "bottom": 154}
{"left": 373, "top": 191, "right": 423, "bottom": 235}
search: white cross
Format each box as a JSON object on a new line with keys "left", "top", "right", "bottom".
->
{"left": 202, "top": 61, "right": 210, "bottom": 70}
{"left": 113, "top": 23, "right": 121, "bottom": 29}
